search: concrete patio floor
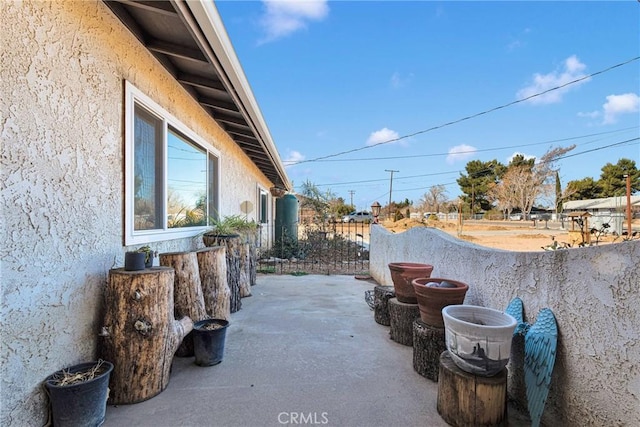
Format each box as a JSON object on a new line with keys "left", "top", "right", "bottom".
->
{"left": 104, "top": 274, "right": 528, "bottom": 427}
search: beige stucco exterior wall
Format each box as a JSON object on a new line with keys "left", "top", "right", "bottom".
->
{"left": 370, "top": 225, "right": 640, "bottom": 426}
{"left": 1, "top": 1, "right": 276, "bottom": 424}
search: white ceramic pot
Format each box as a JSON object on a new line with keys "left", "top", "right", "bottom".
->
{"left": 442, "top": 305, "right": 517, "bottom": 377}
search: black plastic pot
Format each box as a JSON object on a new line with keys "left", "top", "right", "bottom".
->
{"left": 124, "top": 251, "right": 145, "bottom": 271}
{"left": 193, "top": 319, "right": 229, "bottom": 367}
{"left": 44, "top": 361, "right": 113, "bottom": 427}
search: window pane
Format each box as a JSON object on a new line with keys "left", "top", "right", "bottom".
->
{"left": 134, "top": 106, "right": 163, "bottom": 230}
{"left": 260, "top": 192, "right": 268, "bottom": 223}
{"left": 208, "top": 153, "right": 219, "bottom": 223}
{"left": 167, "top": 128, "right": 207, "bottom": 228}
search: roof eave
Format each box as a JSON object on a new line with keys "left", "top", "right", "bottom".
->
{"left": 181, "top": 0, "right": 291, "bottom": 191}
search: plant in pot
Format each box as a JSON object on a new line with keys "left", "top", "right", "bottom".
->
{"left": 442, "top": 305, "right": 517, "bottom": 377}
{"left": 201, "top": 215, "right": 258, "bottom": 246}
{"left": 137, "top": 245, "right": 157, "bottom": 268}
{"left": 43, "top": 359, "right": 114, "bottom": 427}
{"left": 411, "top": 277, "right": 469, "bottom": 327}
{"left": 192, "top": 319, "right": 230, "bottom": 366}
{"left": 388, "top": 262, "right": 434, "bottom": 304}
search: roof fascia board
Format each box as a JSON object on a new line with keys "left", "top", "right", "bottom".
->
{"left": 179, "top": 0, "right": 291, "bottom": 190}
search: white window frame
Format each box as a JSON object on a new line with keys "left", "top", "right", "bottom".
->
{"left": 124, "top": 81, "right": 220, "bottom": 245}
{"left": 258, "top": 186, "right": 269, "bottom": 224}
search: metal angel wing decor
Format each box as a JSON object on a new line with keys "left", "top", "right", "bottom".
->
{"left": 505, "top": 297, "right": 558, "bottom": 427}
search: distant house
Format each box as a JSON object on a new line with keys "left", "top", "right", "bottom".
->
{"left": 563, "top": 196, "right": 640, "bottom": 232}
{"left": 563, "top": 196, "right": 640, "bottom": 216}
{"left": 1, "top": 1, "right": 290, "bottom": 424}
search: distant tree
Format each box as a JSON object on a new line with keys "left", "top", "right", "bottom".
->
{"left": 328, "top": 197, "right": 353, "bottom": 217}
{"left": 457, "top": 160, "right": 506, "bottom": 213}
{"left": 420, "top": 185, "right": 448, "bottom": 213}
{"left": 509, "top": 154, "right": 535, "bottom": 169}
{"left": 299, "top": 180, "right": 335, "bottom": 225}
{"left": 488, "top": 145, "right": 574, "bottom": 218}
{"left": 506, "top": 165, "right": 539, "bottom": 218}
{"left": 566, "top": 177, "right": 602, "bottom": 201}
{"left": 599, "top": 158, "right": 640, "bottom": 197}
{"left": 487, "top": 175, "right": 517, "bottom": 219}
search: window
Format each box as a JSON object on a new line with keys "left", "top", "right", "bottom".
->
{"left": 258, "top": 188, "right": 268, "bottom": 224}
{"left": 125, "top": 81, "right": 219, "bottom": 245}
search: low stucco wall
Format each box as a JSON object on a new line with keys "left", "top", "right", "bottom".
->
{"left": 370, "top": 225, "right": 640, "bottom": 426}
{"left": 1, "top": 1, "right": 275, "bottom": 425}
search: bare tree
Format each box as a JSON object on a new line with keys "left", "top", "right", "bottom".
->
{"left": 420, "top": 185, "right": 448, "bottom": 213}
{"left": 487, "top": 178, "right": 517, "bottom": 219}
{"left": 495, "top": 145, "right": 575, "bottom": 218}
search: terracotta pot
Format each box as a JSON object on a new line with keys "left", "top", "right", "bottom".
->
{"left": 442, "top": 305, "right": 517, "bottom": 376}
{"left": 411, "top": 277, "right": 469, "bottom": 327}
{"left": 388, "top": 262, "right": 434, "bottom": 304}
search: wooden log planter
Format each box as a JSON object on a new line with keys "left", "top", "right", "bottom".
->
{"left": 203, "top": 234, "right": 243, "bottom": 313}
{"left": 413, "top": 319, "right": 446, "bottom": 381}
{"left": 388, "top": 297, "right": 420, "bottom": 346}
{"left": 101, "top": 267, "right": 193, "bottom": 404}
{"left": 196, "top": 246, "right": 231, "bottom": 321}
{"left": 160, "top": 251, "right": 208, "bottom": 357}
{"left": 243, "top": 230, "right": 258, "bottom": 287}
{"left": 374, "top": 285, "right": 395, "bottom": 326}
{"left": 437, "top": 351, "right": 507, "bottom": 427}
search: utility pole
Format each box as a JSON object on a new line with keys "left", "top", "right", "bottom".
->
{"left": 385, "top": 169, "right": 399, "bottom": 220}
{"left": 348, "top": 190, "right": 355, "bottom": 209}
{"left": 625, "top": 174, "right": 632, "bottom": 237}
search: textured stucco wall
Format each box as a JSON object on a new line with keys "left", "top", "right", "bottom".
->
{"left": 1, "top": 1, "right": 275, "bottom": 425}
{"left": 370, "top": 225, "right": 640, "bottom": 426}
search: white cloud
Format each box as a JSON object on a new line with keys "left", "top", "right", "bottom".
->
{"left": 602, "top": 93, "right": 639, "bottom": 124}
{"left": 446, "top": 144, "right": 477, "bottom": 164}
{"left": 259, "top": 0, "right": 329, "bottom": 44}
{"left": 516, "top": 55, "right": 590, "bottom": 104}
{"left": 577, "top": 110, "right": 600, "bottom": 119}
{"left": 390, "top": 72, "right": 414, "bottom": 89}
{"left": 283, "top": 150, "right": 305, "bottom": 166}
{"left": 366, "top": 127, "right": 400, "bottom": 146}
{"left": 507, "top": 28, "right": 530, "bottom": 52}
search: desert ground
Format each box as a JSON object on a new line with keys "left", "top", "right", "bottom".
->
{"left": 379, "top": 217, "right": 636, "bottom": 252}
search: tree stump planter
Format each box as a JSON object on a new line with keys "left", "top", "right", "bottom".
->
{"left": 101, "top": 268, "right": 193, "bottom": 404}
{"left": 388, "top": 297, "right": 420, "bottom": 346}
{"left": 374, "top": 285, "right": 395, "bottom": 326}
{"left": 413, "top": 319, "right": 446, "bottom": 381}
{"left": 437, "top": 351, "right": 507, "bottom": 427}
{"left": 160, "top": 251, "right": 208, "bottom": 357}
{"left": 196, "top": 246, "right": 231, "bottom": 321}
{"left": 203, "top": 233, "right": 242, "bottom": 313}
{"left": 240, "top": 229, "right": 259, "bottom": 287}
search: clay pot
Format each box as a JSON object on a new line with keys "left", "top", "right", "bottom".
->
{"left": 411, "top": 277, "right": 469, "bottom": 327}
{"left": 442, "top": 305, "right": 517, "bottom": 376}
{"left": 388, "top": 262, "right": 434, "bottom": 304}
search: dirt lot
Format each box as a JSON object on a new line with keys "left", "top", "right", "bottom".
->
{"left": 380, "top": 217, "right": 633, "bottom": 252}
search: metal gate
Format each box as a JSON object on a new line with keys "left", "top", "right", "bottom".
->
{"left": 257, "top": 221, "right": 371, "bottom": 275}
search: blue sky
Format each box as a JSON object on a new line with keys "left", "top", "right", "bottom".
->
{"left": 216, "top": 1, "right": 640, "bottom": 210}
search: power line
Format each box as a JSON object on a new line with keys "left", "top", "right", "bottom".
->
{"left": 298, "top": 132, "right": 638, "bottom": 190}
{"left": 302, "top": 137, "right": 639, "bottom": 201}
{"left": 390, "top": 137, "right": 640, "bottom": 195}
{"left": 286, "top": 56, "right": 639, "bottom": 166}
{"left": 296, "top": 126, "right": 639, "bottom": 163}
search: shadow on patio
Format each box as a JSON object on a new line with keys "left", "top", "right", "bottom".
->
{"left": 104, "top": 274, "right": 528, "bottom": 427}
